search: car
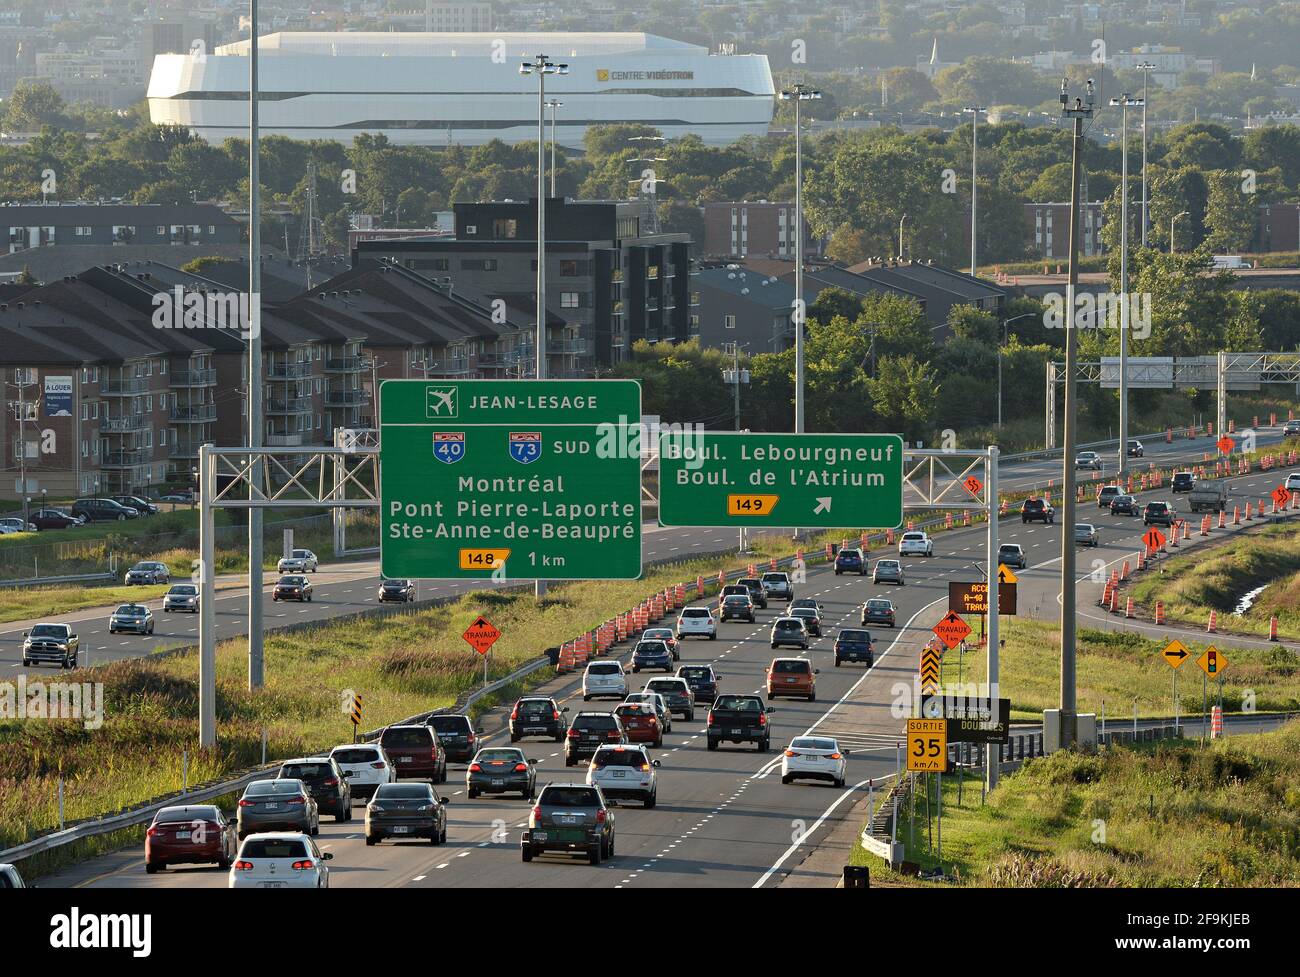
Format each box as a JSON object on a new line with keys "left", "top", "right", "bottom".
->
{"left": 613, "top": 702, "right": 664, "bottom": 747}
{"left": 761, "top": 571, "right": 794, "bottom": 602}
{"left": 163, "top": 583, "right": 200, "bottom": 612}
{"left": 898, "top": 531, "right": 934, "bottom": 557}
{"left": 640, "top": 626, "right": 680, "bottom": 660}
{"left": 1127, "top": 439, "right": 1144, "bottom": 457}
{"left": 21, "top": 623, "right": 78, "bottom": 669}
{"left": 834, "top": 548, "right": 867, "bottom": 575}
{"left": 0, "top": 864, "right": 25, "bottom": 888}
{"left": 365, "top": 781, "right": 449, "bottom": 845}
{"left": 587, "top": 744, "right": 660, "bottom": 808}
{"left": 378, "top": 578, "right": 415, "bottom": 602}
{"left": 272, "top": 574, "right": 312, "bottom": 602}
{"left": 676, "top": 663, "right": 719, "bottom": 704}
{"left": 124, "top": 561, "right": 170, "bottom": 585}
{"left": 566, "top": 712, "right": 627, "bottom": 766}
{"left": 379, "top": 724, "right": 447, "bottom": 783}
{"left": 1075, "top": 451, "right": 1103, "bottom": 470}
{"left": 770, "top": 616, "right": 810, "bottom": 650}
{"left": 781, "top": 736, "right": 849, "bottom": 787}
{"left": 642, "top": 677, "right": 696, "bottom": 720}
{"left": 1286, "top": 472, "right": 1300, "bottom": 493}
{"left": 834, "top": 628, "right": 874, "bottom": 667}
{"left": 521, "top": 783, "right": 616, "bottom": 865}
{"left": 30, "top": 508, "right": 81, "bottom": 530}
{"left": 789, "top": 606, "right": 822, "bottom": 636}
{"left": 1110, "top": 494, "right": 1140, "bottom": 516}
{"left": 108, "top": 602, "right": 154, "bottom": 635}
{"left": 277, "top": 756, "right": 352, "bottom": 821}
{"left": 277, "top": 548, "right": 319, "bottom": 573}
{"left": 1285, "top": 419, "right": 1300, "bottom": 437}
{"left": 872, "top": 559, "right": 906, "bottom": 586}
{"left": 71, "top": 497, "right": 139, "bottom": 522}
{"left": 706, "top": 694, "right": 773, "bottom": 751}
{"left": 110, "top": 495, "right": 159, "bottom": 516}
{"left": 720, "top": 583, "right": 753, "bottom": 602}
{"left": 510, "top": 696, "right": 569, "bottom": 742}
{"left": 1171, "top": 471, "right": 1196, "bottom": 493}
{"left": 737, "top": 577, "right": 769, "bottom": 609}
{"left": 228, "top": 832, "right": 332, "bottom": 889}
{"left": 998, "top": 544, "right": 1027, "bottom": 569}
{"left": 1075, "top": 523, "right": 1100, "bottom": 547}
{"left": 1097, "top": 485, "right": 1122, "bottom": 509}
{"left": 861, "top": 598, "right": 896, "bottom": 627}
{"left": 1143, "top": 501, "right": 1175, "bottom": 527}
{"left": 676, "top": 605, "right": 717, "bottom": 640}
{"left": 0, "top": 516, "right": 33, "bottom": 534}
{"left": 583, "top": 659, "right": 630, "bottom": 697}
{"left": 1021, "top": 498, "right": 1055, "bottom": 524}
{"left": 145, "top": 804, "right": 238, "bottom": 874}
{"left": 236, "top": 779, "right": 320, "bottom": 839}
{"left": 719, "top": 593, "right": 756, "bottom": 622}
{"left": 624, "top": 691, "right": 672, "bottom": 731}
{"left": 328, "top": 743, "right": 396, "bottom": 800}
{"left": 630, "top": 640, "right": 674, "bottom": 674}
{"left": 426, "top": 713, "right": 478, "bottom": 763}
{"left": 791, "top": 597, "right": 823, "bottom": 614}
{"left": 160, "top": 493, "right": 194, "bottom": 504}
{"left": 467, "top": 747, "right": 537, "bottom": 799}
{"left": 767, "top": 657, "right": 818, "bottom": 701}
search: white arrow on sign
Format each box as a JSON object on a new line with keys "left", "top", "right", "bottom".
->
{"left": 814, "top": 497, "right": 831, "bottom": 514}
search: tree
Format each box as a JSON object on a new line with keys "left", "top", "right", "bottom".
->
{"left": 825, "top": 225, "right": 873, "bottom": 264}
{"left": 1243, "top": 125, "right": 1300, "bottom": 192}
{"left": 657, "top": 200, "right": 704, "bottom": 242}
{"left": 1024, "top": 162, "right": 1075, "bottom": 203}
{"left": 3, "top": 82, "right": 67, "bottom": 131}
{"left": 947, "top": 305, "right": 999, "bottom": 344}
{"left": 1203, "top": 170, "right": 1258, "bottom": 253}
{"left": 1163, "top": 123, "right": 1240, "bottom": 172}
{"left": 1125, "top": 249, "right": 1238, "bottom": 357}
{"left": 809, "top": 287, "right": 865, "bottom": 326}
{"left": 867, "top": 355, "right": 939, "bottom": 438}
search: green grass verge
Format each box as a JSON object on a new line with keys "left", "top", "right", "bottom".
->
{"left": 852, "top": 721, "right": 1300, "bottom": 886}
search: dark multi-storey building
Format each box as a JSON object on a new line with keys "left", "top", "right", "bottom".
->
{"left": 702, "top": 201, "right": 816, "bottom": 261}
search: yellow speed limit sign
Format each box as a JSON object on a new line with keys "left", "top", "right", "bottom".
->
{"left": 906, "top": 718, "right": 947, "bottom": 773}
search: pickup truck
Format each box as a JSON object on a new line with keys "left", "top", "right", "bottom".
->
{"left": 706, "top": 693, "right": 773, "bottom": 752}
{"left": 1188, "top": 482, "right": 1227, "bottom": 513}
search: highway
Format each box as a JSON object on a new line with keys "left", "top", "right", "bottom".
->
{"left": 35, "top": 427, "right": 1300, "bottom": 889}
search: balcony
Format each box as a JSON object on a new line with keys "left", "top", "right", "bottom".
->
{"left": 169, "top": 443, "right": 204, "bottom": 460}
{"left": 690, "top": 291, "right": 700, "bottom": 306}
{"left": 100, "top": 377, "right": 150, "bottom": 396}
{"left": 421, "top": 360, "right": 474, "bottom": 376}
{"left": 170, "top": 368, "right": 216, "bottom": 387}
{"left": 611, "top": 269, "right": 624, "bottom": 283}
{"left": 101, "top": 450, "right": 150, "bottom": 468}
{"left": 553, "top": 339, "right": 592, "bottom": 355}
{"left": 267, "top": 363, "right": 313, "bottom": 379}
{"left": 326, "top": 389, "right": 370, "bottom": 406}
{"left": 265, "top": 397, "right": 312, "bottom": 415}
{"left": 170, "top": 404, "right": 217, "bottom": 423}
{"left": 266, "top": 433, "right": 305, "bottom": 447}
{"left": 100, "top": 414, "right": 150, "bottom": 433}
{"left": 325, "top": 357, "right": 368, "bottom": 373}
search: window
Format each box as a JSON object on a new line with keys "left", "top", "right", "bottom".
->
{"left": 492, "top": 219, "right": 517, "bottom": 238}
{"left": 159, "top": 360, "right": 166, "bottom": 374}
{"left": 145, "top": 396, "right": 153, "bottom": 412}
{"left": 81, "top": 440, "right": 89, "bottom": 458}
{"left": 461, "top": 258, "right": 498, "bottom": 272}
{"left": 82, "top": 403, "right": 88, "bottom": 420}
{"left": 647, "top": 265, "right": 659, "bottom": 280}
{"left": 159, "top": 428, "right": 167, "bottom": 446}
{"left": 560, "top": 259, "right": 587, "bottom": 276}
{"left": 465, "top": 225, "right": 477, "bottom": 235}
{"left": 560, "top": 292, "right": 579, "bottom": 308}
{"left": 156, "top": 225, "right": 166, "bottom": 235}
{"left": 208, "top": 225, "right": 215, "bottom": 234}
{"left": 724, "top": 314, "right": 736, "bottom": 330}
{"left": 159, "top": 393, "right": 167, "bottom": 410}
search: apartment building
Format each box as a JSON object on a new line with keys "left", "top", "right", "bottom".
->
{"left": 701, "top": 201, "right": 815, "bottom": 262}
{"left": 1023, "top": 202, "right": 1107, "bottom": 259}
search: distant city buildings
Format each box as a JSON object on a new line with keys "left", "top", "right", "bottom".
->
{"left": 1023, "top": 202, "right": 1108, "bottom": 260}
{"left": 701, "top": 201, "right": 815, "bottom": 262}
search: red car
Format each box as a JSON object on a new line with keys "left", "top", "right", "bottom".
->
{"left": 614, "top": 702, "right": 663, "bottom": 747}
{"left": 145, "top": 804, "right": 238, "bottom": 874}
{"left": 379, "top": 724, "right": 447, "bottom": 783}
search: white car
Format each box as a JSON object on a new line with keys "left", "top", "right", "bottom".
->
{"left": 0, "top": 863, "right": 25, "bottom": 888}
{"left": 228, "top": 832, "right": 332, "bottom": 889}
{"left": 897, "top": 531, "right": 934, "bottom": 557}
{"left": 277, "top": 549, "right": 319, "bottom": 573}
{"left": 1285, "top": 472, "right": 1300, "bottom": 492}
{"left": 676, "top": 606, "right": 717, "bottom": 640}
{"left": 328, "top": 743, "right": 396, "bottom": 800}
{"left": 780, "top": 735, "right": 849, "bottom": 788}
{"left": 0, "top": 517, "right": 34, "bottom": 534}
{"left": 586, "top": 744, "right": 660, "bottom": 808}
{"left": 582, "top": 660, "right": 628, "bottom": 701}
{"left": 1075, "top": 451, "right": 1103, "bottom": 470}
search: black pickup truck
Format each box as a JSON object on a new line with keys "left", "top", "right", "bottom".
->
{"left": 706, "top": 694, "right": 773, "bottom": 752}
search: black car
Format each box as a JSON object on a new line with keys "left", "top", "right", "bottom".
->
{"left": 1143, "top": 501, "right": 1175, "bottom": 527}
{"left": 30, "top": 508, "right": 81, "bottom": 530}
{"left": 467, "top": 747, "right": 536, "bottom": 799}
{"left": 427, "top": 713, "right": 478, "bottom": 762}
{"left": 272, "top": 575, "right": 312, "bottom": 601}
{"left": 364, "top": 782, "right": 449, "bottom": 846}
{"left": 834, "top": 629, "right": 875, "bottom": 667}
{"left": 522, "top": 784, "right": 615, "bottom": 865}
{"left": 277, "top": 756, "right": 352, "bottom": 821}
{"left": 860, "top": 599, "right": 896, "bottom": 627}
{"left": 509, "top": 697, "right": 568, "bottom": 743}
{"left": 71, "top": 497, "right": 139, "bottom": 522}
{"left": 631, "top": 639, "right": 674, "bottom": 673}
{"left": 111, "top": 495, "right": 159, "bottom": 516}
{"left": 737, "top": 577, "right": 768, "bottom": 610}
{"left": 1171, "top": 472, "right": 1196, "bottom": 493}
{"left": 565, "top": 712, "right": 626, "bottom": 766}
{"left": 676, "top": 664, "right": 719, "bottom": 704}
{"left": 719, "top": 594, "right": 756, "bottom": 622}
{"left": 378, "top": 578, "right": 416, "bottom": 602}
{"left": 706, "top": 694, "right": 773, "bottom": 752}
{"left": 1110, "top": 494, "right": 1140, "bottom": 516}
{"left": 1021, "top": 498, "right": 1055, "bottom": 524}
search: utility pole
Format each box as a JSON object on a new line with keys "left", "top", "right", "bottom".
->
{"left": 1137, "top": 62, "right": 1155, "bottom": 248}
{"left": 546, "top": 99, "right": 562, "bottom": 198}
{"left": 963, "top": 106, "right": 986, "bottom": 276}
{"left": 1059, "top": 77, "right": 1095, "bottom": 752}
{"left": 779, "top": 83, "right": 820, "bottom": 436}
{"left": 1110, "top": 93, "right": 1143, "bottom": 478}
{"left": 7, "top": 370, "right": 36, "bottom": 524}
{"left": 898, "top": 213, "right": 907, "bottom": 260}
{"left": 248, "top": 0, "right": 265, "bottom": 691}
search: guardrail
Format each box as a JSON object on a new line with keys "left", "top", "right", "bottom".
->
{"left": 999, "top": 425, "right": 1205, "bottom": 464}
{"left": 0, "top": 571, "right": 116, "bottom": 589}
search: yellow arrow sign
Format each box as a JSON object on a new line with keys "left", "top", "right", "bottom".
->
{"left": 1162, "top": 639, "right": 1191, "bottom": 669}
{"left": 1197, "top": 645, "right": 1228, "bottom": 677}
{"left": 997, "top": 563, "right": 1019, "bottom": 585}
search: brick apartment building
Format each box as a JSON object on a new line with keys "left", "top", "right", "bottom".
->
{"left": 701, "top": 201, "right": 816, "bottom": 261}
{"left": 1023, "top": 201, "right": 1107, "bottom": 259}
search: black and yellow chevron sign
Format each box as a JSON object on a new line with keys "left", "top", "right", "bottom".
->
{"left": 919, "top": 648, "right": 942, "bottom": 694}
{"left": 349, "top": 693, "right": 363, "bottom": 726}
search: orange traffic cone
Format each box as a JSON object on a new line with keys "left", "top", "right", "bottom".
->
{"left": 1125, "top": 597, "right": 1135, "bottom": 619}
{"left": 1219, "top": 508, "right": 1227, "bottom": 528}
{"left": 1155, "top": 601, "right": 1165, "bottom": 625}
{"left": 1109, "top": 589, "right": 1119, "bottom": 613}
{"left": 1207, "top": 610, "right": 1217, "bottom": 633}
{"left": 1270, "top": 617, "right": 1279, "bottom": 641}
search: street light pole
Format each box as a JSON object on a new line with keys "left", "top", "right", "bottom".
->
{"left": 779, "top": 83, "right": 820, "bottom": 436}
{"left": 963, "top": 105, "right": 986, "bottom": 276}
{"left": 247, "top": 0, "right": 265, "bottom": 691}
{"left": 1137, "top": 62, "right": 1155, "bottom": 249}
{"left": 1059, "top": 77, "right": 1095, "bottom": 752}
{"left": 1110, "top": 93, "right": 1143, "bottom": 479}
{"left": 1171, "top": 211, "right": 1188, "bottom": 254}
{"left": 898, "top": 213, "right": 907, "bottom": 259}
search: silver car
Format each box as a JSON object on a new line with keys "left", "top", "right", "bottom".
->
{"left": 277, "top": 548, "right": 318, "bottom": 573}
{"left": 872, "top": 559, "right": 906, "bottom": 586}
{"left": 586, "top": 744, "right": 660, "bottom": 808}
{"left": 582, "top": 660, "right": 628, "bottom": 701}
{"left": 163, "top": 583, "right": 199, "bottom": 612}
{"left": 228, "top": 832, "right": 331, "bottom": 889}
{"left": 125, "top": 561, "right": 170, "bottom": 585}
{"left": 109, "top": 603, "right": 154, "bottom": 635}
{"left": 1075, "top": 523, "right": 1100, "bottom": 547}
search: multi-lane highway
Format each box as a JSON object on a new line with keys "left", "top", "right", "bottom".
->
{"left": 35, "top": 427, "right": 1299, "bottom": 889}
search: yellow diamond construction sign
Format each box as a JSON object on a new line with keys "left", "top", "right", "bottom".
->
{"left": 1161, "top": 639, "right": 1191, "bottom": 669}
{"left": 1197, "top": 645, "right": 1228, "bottom": 677}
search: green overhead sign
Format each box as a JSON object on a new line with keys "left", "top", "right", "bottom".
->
{"left": 380, "top": 379, "right": 642, "bottom": 580}
{"left": 658, "top": 432, "right": 904, "bottom": 529}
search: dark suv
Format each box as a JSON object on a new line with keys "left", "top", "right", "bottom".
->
{"left": 676, "top": 663, "right": 719, "bottom": 704}
{"left": 378, "top": 724, "right": 447, "bottom": 783}
{"left": 522, "top": 784, "right": 616, "bottom": 865}
{"left": 737, "top": 577, "right": 768, "bottom": 609}
{"left": 111, "top": 495, "right": 158, "bottom": 515}
{"left": 1143, "top": 501, "right": 1175, "bottom": 527}
{"left": 565, "top": 713, "right": 626, "bottom": 766}
{"left": 510, "top": 697, "right": 569, "bottom": 743}
{"left": 834, "top": 549, "right": 866, "bottom": 575}
{"left": 71, "top": 497, "right": 138, "bottom": 522}
{"left": 426, "top": 714, "right": 478, "bottom": 763}
{"left": 1021, "top": 498, "right": 1055, "bottom": 524}
{"left": 1172, "top": 472, "right": 1196, "bottom": 493}
{"left": 277, "top": 756, "right": 352, "bottom": 821}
